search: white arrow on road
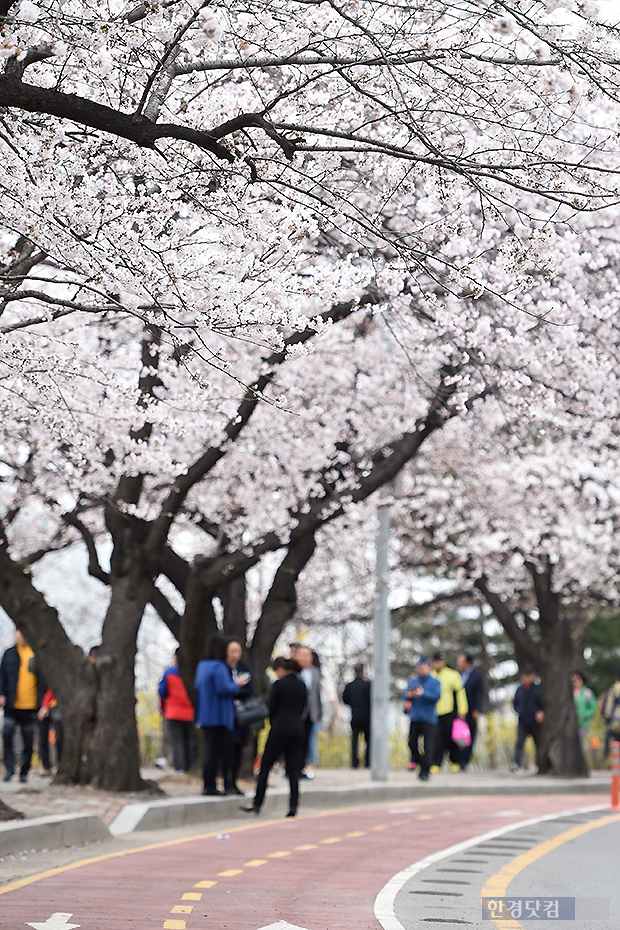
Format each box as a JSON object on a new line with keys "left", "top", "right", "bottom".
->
{"left": 27, "top": 914, "right": 80, "bottom": 930}
{"left": 257, "top": 922, "right": 309, "bottom": 930}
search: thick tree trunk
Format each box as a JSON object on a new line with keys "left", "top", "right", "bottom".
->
{"left": 475, "top": 567, "right": 588, "bottom": 778}
{"left": 249, "top": 534, "right": 317, "bottom": 688}
{"left": 0, "top": 524, "right": 98, "bottom": 784}
{"left": 531, "top": 568, "right": 588, "bottom": 777}
{"left": 178, "top": 569, "right": 217, "bottom": 702}
{"left": 536, "top": 648, "right": 587, "bottom": 776}
{"left": 86, "top": 576, "right": 152, "bottom": 790}
{"left": 220, "top": 576, "right": 247, "bottom": 644}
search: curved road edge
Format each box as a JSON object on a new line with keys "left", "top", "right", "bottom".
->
{"left": 373, "top": 803, "right": 606, "bottom": 930}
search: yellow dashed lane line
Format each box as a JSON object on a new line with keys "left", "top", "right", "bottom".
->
{"left": 160, "top": 808, "right": 414, "bottom": 927}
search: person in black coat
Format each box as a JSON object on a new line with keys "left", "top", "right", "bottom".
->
{"left": 342, "top": 663, "right": 371, "bottom": 769}
{"left": 241, "top": 657, "right": 307, "bottom": 817}
{"left": 456, "top": 653, "right": 484, "bottom": 770}
{"left": 511, "top": 668, "right": 544, "bottom": 772}
{"left": 223, "top": 638, "right": 253, "bottom": 795}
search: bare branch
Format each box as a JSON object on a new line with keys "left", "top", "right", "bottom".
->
{"left": 149, "top": 584, "right": 182, "bottom": 640}
{"left": 63, "top": 511, "right": 110, "bottom": 585}
{"left": 144, "top": 290, "right": 381, "bottom": 565}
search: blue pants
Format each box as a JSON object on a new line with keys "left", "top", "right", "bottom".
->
{"left": 3, "top": 709, "right": 37, "bottom": 777}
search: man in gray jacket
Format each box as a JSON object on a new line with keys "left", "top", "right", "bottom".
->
{"left": 297, "top": 646, "right": 322, "bottom": 779}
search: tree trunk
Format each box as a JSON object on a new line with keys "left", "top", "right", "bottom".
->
{"left": 531, "top": 567, "right": 588, "bottom": 777}
{"left": 536, "top": 647, "right": 587, "bottom": 776}
{"left": 220, "top": 576, "right": 247, "bottom": 644}
{"left": 0, "top": 798, "right": 24, "bottom": 821}
{"left": 475, "top": 567, "right": 588, "bottom": 777}
{"left": 0, "top": 524, "right": 98, "bottom": 784}
{"left": 249, "top": 534, "right": 317, "bottom": 688}
{"left": 86, "top": 575, "right": 152, "bottom": 790}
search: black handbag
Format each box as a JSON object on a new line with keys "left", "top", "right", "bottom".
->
{"left": 235, "top": 696, "right": 269, "bottom": 729}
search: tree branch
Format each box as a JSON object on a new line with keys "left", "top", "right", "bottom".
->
{"left": 63, "top": 511, "right": 111, "bottom": 585}
{"left": 474, "top": 574, "right": 538, "bottom": 667}
{"left": 0, "top": 76, "right": 235, "bottom": 162}
{"left": 194, "top": 362, "right": 459, "bottom": 594}
{"left": 149, "top": 584, "right": 182, "bottom": 640}
{"left": 143, "top": 290, "right": 380, "bottom": 566}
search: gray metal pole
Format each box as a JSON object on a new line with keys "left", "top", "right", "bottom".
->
{"left": 371, "top": 496, "right": 391, "bottom": 782}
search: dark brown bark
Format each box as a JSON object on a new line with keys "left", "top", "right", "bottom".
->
{"left": 249, "top": 534, "right": 317, "bottom": 688}
{"left": 88, "top": 576, "right": 152, "bottom": 790}
{"left": 475, "top": 565, "right": 588, "bottom": 777}
{"left": 0, "top": 798, "right": 24, "bottom": 821}
{"left": 220, "top": 576, "right": 247, "bottom": 645}
{"left": 0, "top": 71, "right": 235, "bottom": 162}
{"left": 0, "top": 522, "right": 98, "bottom": 785}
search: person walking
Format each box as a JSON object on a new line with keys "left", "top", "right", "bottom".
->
{"left": 601, "top": 670, "right": 620, "bottom": 758}
{"left": 195, "top": 634, "right": 250, "bottom": 795}
{"left": 223, "top": 638, "right": 253, "bottom": 795}
{"left": 510, "top": 667, "right": 544, "bottom": 772}
{"left": 0, "top": 629, "right": 45, "bottom": 783}
{"left": 158, "top": 650, "right": 195, "bottom": 773}
{"left": 296, "top": 645, "right": 322, "bottom": 779}
{"left": 343, "top": 663, "right": 371, "bottom": 769}
{"left": 241, "top": 656, "right": 307, "bottom": 817}
{"left": 456, "top": 653, "right": 484, "bottom": 770}
{"left": 571, "top": 670, "right": 597, "bottom": 752}
{"left": 405, "top": 657, "right": 441, "bottom": 781}
{"left": 430, "top": 652, "right": 468, "bottom": 773}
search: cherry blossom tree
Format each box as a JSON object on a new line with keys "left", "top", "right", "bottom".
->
{"left": 3, "top": 0, "right": 620, "bottom": 789}
{"left": 393, "top": 400, "right": 620, "bottom": 777}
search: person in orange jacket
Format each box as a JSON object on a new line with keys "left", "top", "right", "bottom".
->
{"left": 158, "top": 650, "right": 195, "bottom": 773}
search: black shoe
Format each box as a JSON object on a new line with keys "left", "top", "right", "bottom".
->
{"left": 240, "top": 804, "right": 259, "bottom": 815}
{"left": 286, "top": 810, "right": 297, "bottom": 818}
{"left": 19, "top": 773, "right": 27, "bottom": 783}
{"left": 225, "top": 786, "right": 244, "bottom": 796}
{"left": 202, "top": 787, "right": 225, "bottom": 796}
{"left": 2, "top": 771, "right": 13, "bottom": 783}
{"left": 418, "top": 771, "right": 430, "bottom": 781}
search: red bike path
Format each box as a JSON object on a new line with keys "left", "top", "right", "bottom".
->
{"left": 0, "top": 794, "right": 601, "bottom": 930}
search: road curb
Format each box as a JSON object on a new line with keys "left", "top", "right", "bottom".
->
{"left": 0, "top": 813, "right": 110, "bottom": 856}
{"left": 108, "top": 778, "right": 608, "bottom": 835}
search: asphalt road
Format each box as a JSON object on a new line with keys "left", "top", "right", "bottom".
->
{"left": 0, "top": 794, "right": 613, "bottom": 930}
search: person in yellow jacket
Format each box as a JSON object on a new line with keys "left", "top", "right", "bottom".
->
{"left": 430, "top": 652, "right": 468, "bottom": 773}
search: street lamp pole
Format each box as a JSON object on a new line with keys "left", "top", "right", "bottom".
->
{"left": 371, "top": 492, "right": 391, "bottom": 782}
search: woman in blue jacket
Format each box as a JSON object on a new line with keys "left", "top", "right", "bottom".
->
{"left": 195, "top": 634, "right": 250, "bottom": 795}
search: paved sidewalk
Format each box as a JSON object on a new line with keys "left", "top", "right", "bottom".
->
{"left": 0, "top": 765, "right": 610, "bottom": 826}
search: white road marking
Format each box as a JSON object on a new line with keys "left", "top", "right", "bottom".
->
{"left": 257, "top": 922, "right": 309, "bottom": 930}
{"left": 27, "top": 914, "right": 80, "bottom": 930}
{"left": 373, "top": 803, "right": 606, "bottom": 930}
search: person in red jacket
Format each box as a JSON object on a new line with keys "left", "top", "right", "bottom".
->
{"left": 38, "top": 688, "right": 63, "bottom": 775}
{"left": 158, "top": 651, "right": 195, "bottom": 773}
